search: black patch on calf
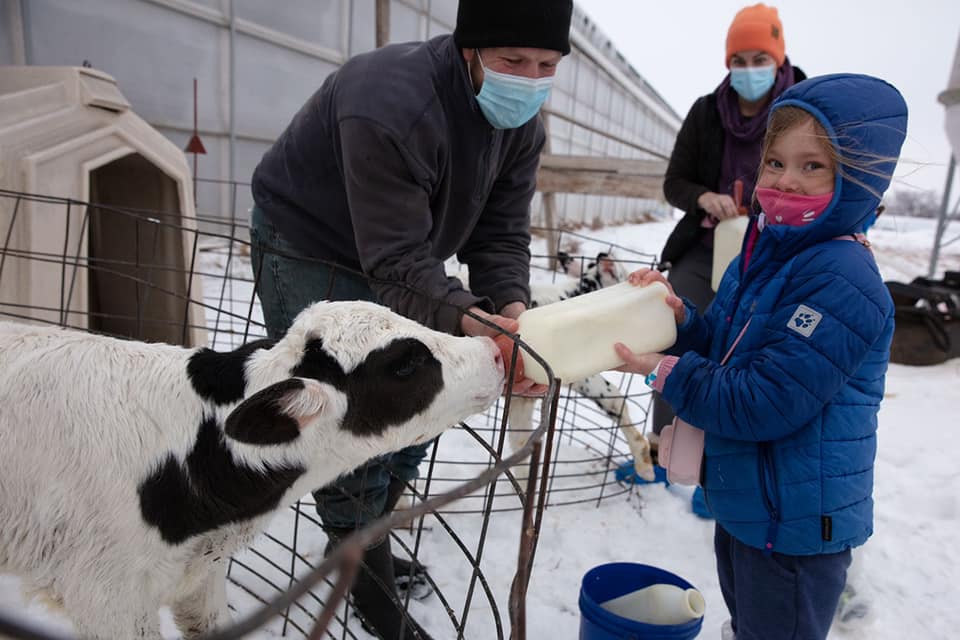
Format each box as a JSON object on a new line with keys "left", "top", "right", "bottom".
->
{"left": 187, "top": 339, "right": 276, "bottom": 405}
{"left": 291, "top": 337, "right": 444, "bottom": 437}
{"left": 342, "top": 337, "right": 444, "bottom": 436}
{"left": 138, "top": 417, "right": 304, "bottom": 544}
{"left": 225, "top": 378, "right": 304, "bottom": 445}
{"left": 289, "top": 338, "right": 347, "bottom": 388}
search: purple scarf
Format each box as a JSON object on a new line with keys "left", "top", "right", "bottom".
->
{"left": 715, "top": 59, "right": 796, "bottom": 209}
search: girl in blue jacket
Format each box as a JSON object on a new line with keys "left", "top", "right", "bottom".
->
{"left": 614, "top": 74, "right": 907, "bottom": 640}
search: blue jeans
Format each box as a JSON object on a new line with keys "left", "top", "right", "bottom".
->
{"left": 714, "top": 524, "right": 851, "bottom": 640}
{"left": 249, "top": 205, "right": 432, "bottom": 529}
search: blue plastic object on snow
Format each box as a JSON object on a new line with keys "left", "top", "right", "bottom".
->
{"left": 615, "top": 460, "right": 667, "bottom": 485}
{"left": 579, "top": 563, "right": 704, "bottom": 639}
{"left": 691, "top": 487, "right": 712, "bottom": 519}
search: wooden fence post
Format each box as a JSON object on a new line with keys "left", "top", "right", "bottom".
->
{"left": 375, "top": 0, "right": 390, "bottom": 48}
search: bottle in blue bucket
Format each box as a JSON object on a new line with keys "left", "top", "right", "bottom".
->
{"left": 579, "top": 563, "right": 704, "bottom": 639}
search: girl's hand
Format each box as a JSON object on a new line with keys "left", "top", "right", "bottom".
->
{"left": 613, "top": 343, "right": 663, "bottom": 376}
{"left": 626, "top": 269, "right": 687, "bottom": 325}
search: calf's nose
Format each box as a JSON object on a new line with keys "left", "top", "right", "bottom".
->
{"left": 482, "top": 336, "right": 504, "bottom": 374}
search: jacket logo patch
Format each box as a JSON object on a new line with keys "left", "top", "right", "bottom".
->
{"left": 788, "top": 304, "right": 821, "bottom": 337}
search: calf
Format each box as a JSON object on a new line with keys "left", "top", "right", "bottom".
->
{"left": 527, "top": 251, "right": 623, "bottom": 307}
{"left": 0, "top": 301, "right": 504, "bottom": 639}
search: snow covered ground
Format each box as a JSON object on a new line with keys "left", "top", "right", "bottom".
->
{"left": 1, "top": 214, "right": 958, "bottom": 639}
{"left": 521, "top": 215, "right": 960, "bottom": 640}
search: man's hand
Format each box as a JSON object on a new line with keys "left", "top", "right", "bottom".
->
{"left": 460, "top": 306, "right": 514, "bottom": 339}
{"left": 461, "top": 306, "right": 548, "bottom": 397}
{"left": 493, "top": 334, "right": 547, "bottom": 396}
{"left": 498, "top": 301, "right": 526, "bottom": 320}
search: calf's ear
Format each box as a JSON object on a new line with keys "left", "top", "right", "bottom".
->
{"left": 225, "top": 378, "right": 329, "bottom": 445}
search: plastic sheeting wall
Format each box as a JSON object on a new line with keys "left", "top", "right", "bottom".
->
{"left": 1, "top": 0, "right": 681, "bottom": 229}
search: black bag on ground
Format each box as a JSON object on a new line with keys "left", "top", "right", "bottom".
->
{"left": 885, "top": 271, "right": 959, "bottom": 366}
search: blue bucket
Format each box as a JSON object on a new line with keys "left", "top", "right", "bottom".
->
{"left": 579, "top": 563, "right": 704, "bottom": 640}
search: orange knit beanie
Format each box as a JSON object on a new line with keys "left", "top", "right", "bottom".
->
{"left": 725, "top": 4, "right": 785, "bottom": 67}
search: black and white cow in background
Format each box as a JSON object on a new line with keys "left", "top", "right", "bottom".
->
{"left": 526, "top": 251, "right": 620, "bottom": 306}
{"left": 0, "top": 301, "right": 505, "bottom": 640}
{"left": 449, "top": 252, "right": 655, "bottom": 481}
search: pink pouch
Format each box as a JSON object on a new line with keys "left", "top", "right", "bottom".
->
{"left": 658, "top": 317, "right": 754, "bottom": 486}
{"left": 658, "top": 418, "right": 704, "bottom": 486}
{"left": 656, "top": 317, "right": 755, "bottom": 486}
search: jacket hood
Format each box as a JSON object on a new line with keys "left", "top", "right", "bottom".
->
{"left": 760, "top": 73, "right": 908, "bottom": 248}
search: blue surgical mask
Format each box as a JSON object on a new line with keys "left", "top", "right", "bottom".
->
{"left": 730, "top": 65, "right": 776, "bottom": 102}
{"left": 475, "top": 51, "right": 554, "bottom": 129}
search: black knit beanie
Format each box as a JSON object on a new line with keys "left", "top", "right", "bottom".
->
{"left": 453, "top": 0, "right": 573, "bottom": 56}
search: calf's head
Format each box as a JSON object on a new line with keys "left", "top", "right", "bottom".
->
{"left": 557, "top": 251, "right": 626, "bottom": 291}
{"left": 580, "top": 252, "right": 627, "bottom": 291}
{"left": 141, "top": 301, "right": 504, "bottom": 544}
{"left": 227, "top": 301, "right": 505, "bottom": 465}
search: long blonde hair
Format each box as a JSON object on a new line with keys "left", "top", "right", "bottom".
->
{"left": 760, "top": 106, "right": 897, "bottom": 199}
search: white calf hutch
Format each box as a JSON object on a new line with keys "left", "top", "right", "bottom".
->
{"left": 0, "top": 65, "right": 205, "bottom": 345}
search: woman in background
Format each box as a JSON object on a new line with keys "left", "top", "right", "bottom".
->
{"left": 652, "top": 5, "right": 805, "bottom": 504}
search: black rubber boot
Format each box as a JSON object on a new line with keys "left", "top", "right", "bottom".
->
{"left": 383, "top": 478, "right": 433, "bottom": 600}
{"left": 383, "top": 476, "right": 408, "bottom": 514}
{"left": 327, "top": 530, "right": 434, "bottom": 640}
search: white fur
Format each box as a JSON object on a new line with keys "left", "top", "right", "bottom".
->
{"left": 0, "top": 301, "right": 504, "bottom": 639}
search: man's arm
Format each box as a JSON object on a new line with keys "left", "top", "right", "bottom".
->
{"left": 337, "top": 116, "right": 494, "bottom": 334}
{"left": 458, "top": 124, "right": 545, "bottom": 312}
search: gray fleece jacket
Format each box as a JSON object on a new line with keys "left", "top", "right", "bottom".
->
{"left": 251, "top": 35, "right": 545, "bottom": 334}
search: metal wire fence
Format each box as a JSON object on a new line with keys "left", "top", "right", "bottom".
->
{"left": 0, "top": 185, "right": 657, "bottom": 639}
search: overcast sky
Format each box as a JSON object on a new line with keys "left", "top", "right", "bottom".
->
{"left": 576, "top": 0, "right": 960, "bottom": 196}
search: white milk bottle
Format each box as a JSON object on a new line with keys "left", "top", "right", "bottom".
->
{"left": 599, "top": 583, "right": 706, "bottom": 625}
{"left": 516, "top": 281, "right": 677, "bottom": 385}
{"left": 711, "top": 215, "right": 749, "bottom": 291}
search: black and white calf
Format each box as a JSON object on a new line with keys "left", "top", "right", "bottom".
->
{"left": 512, "top": 253, "right": 656, "bottom": 481}
{"left": 527, "top": 251, "right": 623, "bottom": 307}
{"left": 0, "top": 301, "right": 504, "bottom": 639}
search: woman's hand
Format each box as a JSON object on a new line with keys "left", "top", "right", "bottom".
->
{"left": 697, "top": 191, "right": 741, "bottom": 221}
{"left": 613, "top": 344, "right": 663, "bottom": 376}
{"left": 625, "top": 269, "right": 687, "bottom": 325}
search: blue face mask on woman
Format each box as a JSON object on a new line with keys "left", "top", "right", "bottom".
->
{"left": 730, "top": 65, "right": 776, "bottom": 102}
{"left": 475, "top": 51, "right": 554, "bottom": 129}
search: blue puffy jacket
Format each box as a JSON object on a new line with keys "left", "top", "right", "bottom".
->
{"left": 661, "top": 74, "right": 907, "bottom": 555}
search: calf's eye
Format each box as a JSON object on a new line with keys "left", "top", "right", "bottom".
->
{"left": 394, "top": 355, "right": 426, "bottom": 378}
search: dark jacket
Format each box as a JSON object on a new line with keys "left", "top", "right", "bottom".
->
{"left": 251, "top": 35, "right": 544, "bottom": 334}
{"left": 663, "top": 74, "right": 906, "bottom": 554}
{"left": 660, "top": 67, "right": 806, "bottom": 267}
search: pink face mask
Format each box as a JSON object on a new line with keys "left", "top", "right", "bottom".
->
{"left": 755, "top": 188, "right": 834, "bottom": 227}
